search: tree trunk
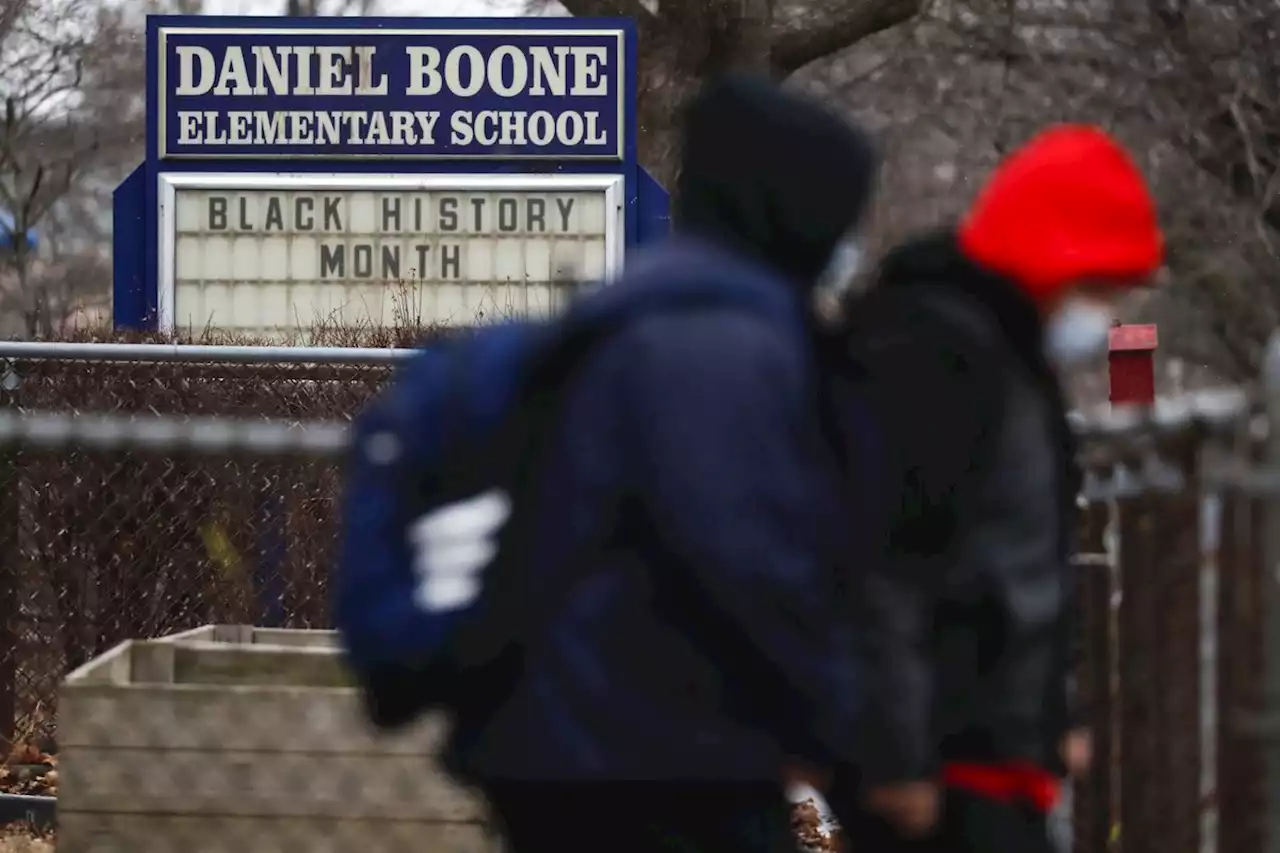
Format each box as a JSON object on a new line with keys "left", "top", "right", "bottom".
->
{"left": 14, "top": 259, "right": 37, "bottom": 339}
{"left": 636, "top": 0, "right": 775, "bottom": 190}
{"left": 559, "top": 0, "right": 920, "bottom": 188}
{"left": 35, "top": 290, "right": 53, "bottom": 339}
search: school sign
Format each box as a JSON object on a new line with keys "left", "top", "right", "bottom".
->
{"left": 114, "top": 17, "right": 669, "bottom": 335}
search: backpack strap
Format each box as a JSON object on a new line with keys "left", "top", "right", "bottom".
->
{"left": 447, "top": 284, "right": 801, "bottom": 698}
{"left": 903, "top": 288, "right": 1009, "bottom": 503}
{"left": 834, "top": 286, "right": 1010, "bottom": 543}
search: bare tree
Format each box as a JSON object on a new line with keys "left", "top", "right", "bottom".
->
{"left": 0, "top": 0, "right": 141, "bottom": 338}
{"left": 797, "top": 0, "right": 1280, "bottom": 381}
{"left": 284, "top": 0, "right": 380, "bottom": 17}
{"left": 535, "top": 0, "right": 923, "bottom": 185}
{"left": 1121, "top": 0, "right": 1280, "bottom": 379}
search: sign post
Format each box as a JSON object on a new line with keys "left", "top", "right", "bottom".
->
{"left": 115, "top": 16, "right": 667, "bottom": 334}
{"left": 1108, "top": 323, "right": 1158, "bottom": 407}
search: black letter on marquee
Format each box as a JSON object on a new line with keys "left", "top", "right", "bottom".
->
{"left": 471, "top": 198, "right": 485, "bottom": 232}
{"left": 208, "top": 197, "right": 227, "bottom": 231}
{"left": 556, "top": 198, "right": 575, "bottom": 232}
{"left": 438, "top": 197, "right": 458, "bottom": 232}
{"left": 295, "top": 197, "right": 315, "bottom": 231}
{"left": 498, "top": 198, "right": 518, "bottom": 232}
{"left": 381, "top": 245, "right": 400, "bottom": 280}
{"left": 324, "top": 197, "right": 344, "bottom": 231}
{"left": 440, "top": 244, "right": 461, "bottom": 279}
{"left": 238, "top": 197, "right": 253, "bottom": 231}
{"left": 414, "top": 245, "right": 431, "bottom": 278}
{"left": 382, "top": 197, "right": 401, "bottom": 232}
{"left": 527, "top": 198, "right": 546, "bottom": 233}
{"left": 320, "top": 244, "right": 345, "bottom": 278}
{"left": 265, "top": 197, "right": 284, "bottom": 231}
{"left": 353, "top": 244, "right": 373, "bottom": 278}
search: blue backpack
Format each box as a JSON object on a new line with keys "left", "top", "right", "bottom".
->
{"left": 335, "top": 267, "right": 803, "bottom": 730}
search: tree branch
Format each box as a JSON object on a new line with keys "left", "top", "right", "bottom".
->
{"left": 0, "top": 0, "right": 33, "bottom": 48}
{"left": 771, "top": 0, "right": 922, "bottom": 75}
{"left": 554, "top": 0, "right": 659, "bottom": 31}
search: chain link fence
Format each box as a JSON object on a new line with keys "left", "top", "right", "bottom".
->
{"left": 0, "top": 339, "right": 1276, "bottom": 853}
{"left": 0, "top": 342, "right": 406, "bottom": 754}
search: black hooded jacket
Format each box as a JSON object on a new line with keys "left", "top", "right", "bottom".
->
{"left": 675, "top": 74, "right": 876, "bottom": 286}
{"left": 448, "top": 75, "right": 881, "bottom": 783}
{"left": 823, "top": 230, "right": 1082, "bottom": 786}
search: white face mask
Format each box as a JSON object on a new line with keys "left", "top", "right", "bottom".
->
{"left": 1044, "top": 298, "right": 1114, "bottom": 367}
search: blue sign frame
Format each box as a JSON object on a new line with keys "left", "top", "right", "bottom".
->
{"left": 0, "top": 210, "right": 37, "bottom": 253}
{"left": 114, "top": 15, "right": 670, "bottom": 330}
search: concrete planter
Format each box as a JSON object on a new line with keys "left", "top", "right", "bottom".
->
{"left": 57, "top": 625, "right": 496, "bottom": 853}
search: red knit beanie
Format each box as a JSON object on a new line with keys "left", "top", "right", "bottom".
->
{"left": 957, "top": 125, "right": 1164, "bottom": 303}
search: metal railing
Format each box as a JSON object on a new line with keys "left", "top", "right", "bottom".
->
{"left": 0, "top": 340, "right": 412, "bottom": 364}
{"left": 0, "top": 410, "right": 349, "bottom": 456}
{"left": 0, "top": 337, "right": 1276, "bottom": 853}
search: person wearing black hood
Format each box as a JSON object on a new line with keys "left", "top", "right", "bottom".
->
{"left": 447, "top": 74, "right": 878, "bottom": 853}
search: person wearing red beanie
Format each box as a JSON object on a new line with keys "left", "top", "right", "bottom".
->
{"left": 820, "top": 126, "right": 1163, "bottom": 853}
{"left": 958, "top": 124, "right": 1163, "bottom": 366}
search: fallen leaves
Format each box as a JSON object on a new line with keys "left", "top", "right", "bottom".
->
{"left": 0, "top": 744, "right": 56, "bottom": 850}
{"left": 0, "top": 823, "right": 54, "bottom": 853}
{"left": 1, "top": 747, "right": 40, "bottom": 768}
{"left": 0, "top": 745, "right": 57, "bottom": 798}
{"left": 792, "top": 798, "right": 843, "bottom": 852}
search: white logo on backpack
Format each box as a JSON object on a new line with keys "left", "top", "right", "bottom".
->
{"left": 407, "top": 489, "right": 512, "bottom": 612}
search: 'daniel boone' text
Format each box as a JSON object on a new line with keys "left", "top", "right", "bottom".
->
{"left": 168, "top": 40, "right": 616, "bottom": 152}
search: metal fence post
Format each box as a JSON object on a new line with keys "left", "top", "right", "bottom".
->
{"left": 1072, "top": 504, "right": 1117, "bottom": 853}
{"left": 1261, "top": 331, "right": 1280, "bottom": 853}
{"left": 1115, "top": 436, "right": 1203, "bottom": 853}
{"left": 1216, "top": 418, "right": 1266, "bottom": 853}
{"left": 0, "top": 360, "right": 19, "bottom": 750}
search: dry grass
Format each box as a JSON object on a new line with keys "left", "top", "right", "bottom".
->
{"left": 0, "top": 830, "right": 53, "bottom": 853}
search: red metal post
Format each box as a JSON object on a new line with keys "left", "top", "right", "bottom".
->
{"left": 1108, "top": 323, "right": 1158, "bottom": 406}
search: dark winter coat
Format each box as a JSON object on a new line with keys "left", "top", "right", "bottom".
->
{"left": 823, "top": 229, "right": 1082, "bottom": 786}
{"left": 447, "top": 74, "right": 879, "bottom": 782}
